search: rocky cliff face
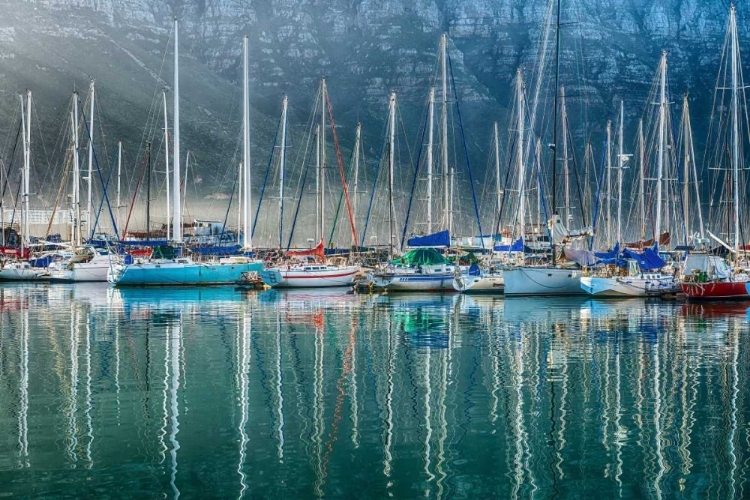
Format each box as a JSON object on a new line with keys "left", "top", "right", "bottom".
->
{"left": 0, "top": 0, "right": 742, "bottom": 213}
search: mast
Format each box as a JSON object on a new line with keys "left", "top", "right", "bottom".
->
{"left": 516, "top": 69, "right": 526, "bottom": 241}
{"left": 20, "top": 92, "right": 30, "bottom": 249}
{"left": 427, "top": 87, "right": 435, "bottom": 234}
{"left": 655, "top": 51, "right": 667, "bottom": 249}
{"left": 242, "top": 35, "right": 252, "bottom": 250}
{"left": 388, "top": 91, "right": 397, "bottom": 255}
{"left": 279, "top": 94, "right": 288, "bottom": 248}
{"left": 315, "top": 122, "right": 321, "bottom": 242}
{"left": 163, "top": 90, "right": 171, "bottom": 241}
{"left": 606, "top": 120, "right": 612, "bottom": 247}
{"left": 684, "top": 98, "right": 704, "bottom": 239}
{"left": 730, "top": 5, "right": 740, "bottom": 252}
{"left": 237, "top": 161, "right": 242, "bottom": 233}
{"left": 681, "top": 93, "right": 690, "bottom": 241}
{"left": 73, "top": 91, "right": 81, "bottom": 246}
{"left": 494, "top": 121, "right": 501, "bottom": 232}
{"left": 146, "top": 142, "right": 151, "bottom": 241}
{"left": 320, "top": 78, "right": 327, "bottom": 244}
{"left": 639, "top": 119, "right": 645, "bottom": 241}
{"left": 550, "top": 0, "right": 562, "bottom": 265}
{"left": 352, "top": 121, "right": 362, "bottom": 232}
{"left": 440, "top": 34, "right": 449, "bottom": 233}
{"left": 172, "top": 18, "right": 182, "bottom": 243}
{"left": 617, "top": 101, "right": 624, "bottom": 246}
{"left": 561, "top": 86, "right": 570, "bottom": 230}
{"left": 86, "top": 81, "right": 94, "bottom": 240}
{"left": 117, "top": 141, "right": 122, "bottom": 232}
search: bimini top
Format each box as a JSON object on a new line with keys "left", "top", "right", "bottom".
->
{"left": 390, "top": 247, "right": 449, "bottom": 267}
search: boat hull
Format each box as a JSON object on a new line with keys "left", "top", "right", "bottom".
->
{"left": 580, "top": 275, "right": 677, "bottom": 297}
{"left": 0, "top": 266, "right": 49, "bottom": 281}
{"left": 453, "top": 274, "right": 504, "bottom": 294}
{"left": 260, "top": 266, "right": 360, "bottom": 288}
{"left": 109, "top": 260, "right": 263, "bottom": 286}
{"left": 503, "top": 267, "right": 584, "bottom": 296}
{"left": 371, "top": 272, "right": 456, "bottom": 292}
{"left": 680, "top": 281, "right": 749, "bottom": 300}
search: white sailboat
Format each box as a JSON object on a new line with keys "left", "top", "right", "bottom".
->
{"left": 0, "top": 91, "right": 49, "bottom": 281}
{"left": 260, "top": 81, "right": 359, "bottom": 288}
{"left": 109, "top": 23, "right": 262, "bottom": 286}
{"left": 581, "top": 94, "right": 677, "bottom": 297}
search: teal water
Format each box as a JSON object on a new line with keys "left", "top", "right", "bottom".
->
{"left": 0, "top": 284, "right": 749, "bottom": 499}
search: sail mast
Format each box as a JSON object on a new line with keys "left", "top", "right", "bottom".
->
{"left": 117, "top": 141, "right": 122, "bottom": 233}
{"left": 730, "top": 5, "right": 740, "bottom": 253}
{"left": 494, "top": 121, "right": 501, "bottom": 232}
{"left": 639, "top": 119, "right": 645, "bottom": 241}
{"left": 655, "top": 51, "right": 666, "bottom": 249}
{"left": 550, "top": 0, "right": 562, "bottom": 265}
{"left": 440, "top": 34, "right": 449, "bottom": 234}
{"left": 172, "top": 18, "right": 182, "bottom": 243}
{"left": 516, "top": 69, "right": 525, "bottom": 241}
{"left": 617, "top": 101, "right": 624, "bottom": 246}
{"left": 20, "top": 92, "right": 30, "bottom": 249}
{"left": 242, "top": 35, "right": 251, "bottom": 250}
{"left": 427, "top": 87, "right": 435, "bottom": 234}
{"left": 388, "top": 91, "right": 397, "bottom": 255}
{"left": 87, "top": 81, "right": 94, "bottom": 240}
{"left": 320, "top": 78, "right": 327, "bottom": 244}
{"left": 352, "top": 121, "right": 362, "bottom": 233}
{"left": 606, "top": 120, "right": 611, "bottom": 247}
{"left": 685, "top": 98, "right": 704, "bottom": 239}
{"left": 279, "top": 94, "right": 288, "bottom": 248}
{"left": 163, "top": 90, "right": 171, "bottom": 241}
{"left": 561, "top": 86, "right": 570, "bottom": 230}
{"left": 73, "top": 91, "right": 81, "bottom": 246}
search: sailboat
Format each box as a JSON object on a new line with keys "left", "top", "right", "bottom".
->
{"left": 0, "top": 90, "right": 49, "bottom": 281}
{"left": 502, "top": 32, "right": 587, "bottom": 296}
{"left": 372, "top": 35, "right": 477, "bottom": 292}
{"left": 109, "top": 23, "right": 262, "bottom": 286}
{"left": 260, "top": 80, "right": 359, "bottom": 288}
{"left": 680, "top": 6, "right": 750, "bottom": 299}
{"left": 580, "top": 93, "right": 677, "bottom": 297}
{"left": 49, "top": 82, "right": 117, "bottom": 283}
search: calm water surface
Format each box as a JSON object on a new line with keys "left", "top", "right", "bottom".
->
{"left": 0, "top": 284, "right": 749, "bottom": 498}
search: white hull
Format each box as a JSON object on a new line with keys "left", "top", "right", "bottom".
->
{"left": 503, "top": 267, "right": 584, "bottom": 296}
{"left": 49, "top": 252, "right": 112, "bottom": 283}
{"left": 453, "top": 273, "right": 504, "bottom": 294}
{"left": 0, "top": 265, "right": 49, "bottom": 281}
{"left": 260, "top": 265, "right": 360, "bottom": 288}
{"left": 371, "top": 272, "right": 456, "bottom": 292}
{"left": 580, "top": 275, "right": 677, "bottom": 297}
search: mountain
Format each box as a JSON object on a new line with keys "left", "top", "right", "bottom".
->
{"left": 0, "top": 0, "right": 742, "bottom": 228}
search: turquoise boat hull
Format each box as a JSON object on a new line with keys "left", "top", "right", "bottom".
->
{"left": 109, "top": 260, "right": 263, "bottom": 286}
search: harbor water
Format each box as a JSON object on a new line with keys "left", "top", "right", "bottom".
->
{"left": 0, "top": 284, "right": 749, "bottom": 498}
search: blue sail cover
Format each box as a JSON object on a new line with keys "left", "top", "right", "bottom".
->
{"left": 594, "top": 242, "right": 620, "bottom": 260}
{"left": 494, "top": 238, "right": 524, "bottom": 252}
{"left": 407, "top": 230, "right": 450, "bottom": 248}
{"left": 622, "top": 247, "right": 666, "bottom": 270}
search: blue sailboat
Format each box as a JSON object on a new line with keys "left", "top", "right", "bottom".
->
{"left": 109, "top": 23, "right": 263, "bottom": 286}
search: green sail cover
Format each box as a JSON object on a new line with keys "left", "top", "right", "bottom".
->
{"left": 390, "top": 248, "right": 449, "bottom": 266}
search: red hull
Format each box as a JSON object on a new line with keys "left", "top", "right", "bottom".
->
{"left": 680, "top": 281, "right": 749, "bottom": 299}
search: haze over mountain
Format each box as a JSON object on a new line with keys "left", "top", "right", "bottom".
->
{"left": 0, "top": 0, "right": 744, "bottom": 230}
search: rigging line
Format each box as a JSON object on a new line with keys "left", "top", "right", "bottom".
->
{"left": 79, "top": 104, "right": 120, "bottom": 240}
{"left": 360, "top": 118, "right": 389, "bottom": 247}
{"left": 325, "top": 89, "right": 358, "bottom": 249}
{"left": 448, "top": 52, "right": 484, "bottom": 248}
{"left": 44, "top": 147, "right": 73, "bottom": 239}
{"left": 122, "top": 147, "right": 149, "bottom": 238}
{"left": 286, "top": 132, "right": 317, "bottom": 252}
{"left": 399, "top": 95, "right": 429, "bottom": 252}
{"left": 493, "top": 135, "right": 518, "bottom": 238}
{"left": 327, "top": 134, "right": 361, "bottom": 247}
{"left": 90, "top": 147, "right": 119, "bottom": 240}
{"left": 252, "top": 115, "right": 282, "bottom": 238}
{"left": 566, "top": 116, "right": 588, "bottom": 228}
{"left": 589, "top": 140, "right": 607, "bottom": 250}
{"left": 1, "top": 116, "right": 23, "bottom": 208}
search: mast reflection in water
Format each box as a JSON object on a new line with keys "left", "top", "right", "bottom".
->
{"left": 0, "top": 285, "right": 748, "bottom": 498}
